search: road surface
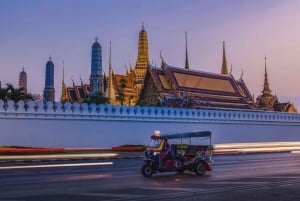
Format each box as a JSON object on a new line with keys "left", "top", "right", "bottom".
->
{"left": 1, "top": 152, "right": 300, "bottom": 201}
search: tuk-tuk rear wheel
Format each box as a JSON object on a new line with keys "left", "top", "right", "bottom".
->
{"left": 141, "top": 164, "right": 153, "bottom": 178}
{"left": 195, "top": 161, "right": 206, "bottom": 176}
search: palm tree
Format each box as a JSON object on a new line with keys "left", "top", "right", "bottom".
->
{"left": 0, "top": 87, "right": 8, "bottom": 101}
{"left": 0, "top": 83, "right": 33, "bottom": 102}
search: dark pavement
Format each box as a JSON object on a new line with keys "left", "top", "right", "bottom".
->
{"left": 1, "top": 153, "right": 300, "bottom": 201}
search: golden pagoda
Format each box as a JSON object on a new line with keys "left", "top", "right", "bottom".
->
{"left": 256, "top": 57, "right": 297, "bottom": 112}
{"left": 135, "top": 22, "right": 150, "bottom": 94}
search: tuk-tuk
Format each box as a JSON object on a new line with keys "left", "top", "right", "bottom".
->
{"left": 141, "top": 130, "right": 213, "bottom": 177}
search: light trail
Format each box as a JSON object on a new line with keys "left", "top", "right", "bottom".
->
{"left": 214, "top": 141, "right": 300, "bottom": 154}
{"left": 0, "top": 153, "right": 118, "bottom": 160}
{"left": 0, "top": 162, "right": 113, "bottom": 170}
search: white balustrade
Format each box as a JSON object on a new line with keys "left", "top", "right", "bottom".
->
{"left": 0, "top": 100, "right": 299, "bottom": 124}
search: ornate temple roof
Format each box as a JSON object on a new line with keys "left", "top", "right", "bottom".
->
{"left": 65, "top": 84, "right": 90, "bottom": 103}
{"left": 143, "top": 63, "right": 254, "bottom": 109}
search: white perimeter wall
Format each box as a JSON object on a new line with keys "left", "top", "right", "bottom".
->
{"left": 1, "top": 100, "right": 300, "bottom": 148}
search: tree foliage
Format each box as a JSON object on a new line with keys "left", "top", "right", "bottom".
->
{"left": 0, "top": 83, "right": 33, "bottom": 102}
{"left": 83, "top": 92, "right": 108, "bottom": 105}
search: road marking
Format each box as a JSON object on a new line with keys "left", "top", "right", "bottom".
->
{"left": 0, "top": 162, "right": 113, "bottom": 170}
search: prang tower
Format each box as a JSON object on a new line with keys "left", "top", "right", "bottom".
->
{"left": 135, "top": 23, "right": 150, "bottom": 94}
{"left": 18, "top": 67, "right": 27, "bottom": 92}
{"left": 43, "top": 57, "right": 55, "bottom": 102}
{"left": 90, "top": 37, "right": 103, "bottom": 95}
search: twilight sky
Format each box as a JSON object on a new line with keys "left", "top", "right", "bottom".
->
{"left": 0, "top": 0, "right": 300, "bottom": 107}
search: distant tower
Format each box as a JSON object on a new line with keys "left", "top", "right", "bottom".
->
{"left": 135, "top": 22, "right": 150, "bottom": 94}
{"left": 221, "top": 41, "right": 228, "bottom": 75}
{"left": 18, "top": 67, "right": 27, "bottom": 92}
{"left": 43, "top": 57, "right": 55, "bottom": 102}
{"left": 90, "top": 37, "right": 103, "bottom": 95}
{"left": 185, "top": 31, "right": 189, "bottom": 70}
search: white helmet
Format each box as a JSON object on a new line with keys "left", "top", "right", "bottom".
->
{"left": 153, "top": 130, "right": 161, "bottom": 137}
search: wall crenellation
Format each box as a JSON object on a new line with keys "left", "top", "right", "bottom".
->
{"left": 0, "top": 100, "right": 300, "bottom": 124}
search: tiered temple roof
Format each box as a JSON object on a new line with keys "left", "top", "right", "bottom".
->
{"left": 139, "top": 62, "right": 254, "bottom": 109}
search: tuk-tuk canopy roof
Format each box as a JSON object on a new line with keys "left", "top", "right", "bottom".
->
{"left": 160, "top": 131, "right": 211, "bottom": 140}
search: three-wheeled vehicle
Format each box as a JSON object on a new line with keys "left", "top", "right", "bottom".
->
{"left": 141, "top": 130, "right": 213, "bottom": 177}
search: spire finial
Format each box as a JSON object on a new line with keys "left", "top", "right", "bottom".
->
{"left": 185, "top": 30, "right": 189, "bottom": 70}
{"left": 62, "top": 60, "right": 65, "bottom": 82}
{"left": 221, "top": 41, "right": 228, "bottom": 75}
{"left": 49, "top": 56, "right": 52, "bottom": 61}
{"left": 129, "top": 60, "right": 132, "bottom": 70}
{"left": 142, "top": 21, "right": 144, "bottom": 30}
{"left": 160, "top": 50, "right": 167, "bottom": 69}
{"left": 264, "top": 56, "right": 268, "bottom": 78}
{"left": 80, "top": 75, "right": 83, "bottom": 86}
{"left": 160, "top": 50, "right": 164, "bottom": 61}
{"left": 109, "top": 40, "right": 112, "bottom": 70}
{"left": 240, "top": 69, "right": 244, "bottom": 80}
{"left": 125, "top": 63, "right": 128, "bottom": 73}
{"left": 71, "top": 76, "right": 75, "bottom": 87}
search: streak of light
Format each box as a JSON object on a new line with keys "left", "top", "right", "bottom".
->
{"left": 214, "top": 141, "right": 300, "bottom": 154}
{"left": 60, "top": 174, "right": 112, "bottom": 181}
{"left": 0, "top": 162, "right": 113, "bottom": 170}
{"left": 0, "top": 153, "right": 118, "bottom": 160}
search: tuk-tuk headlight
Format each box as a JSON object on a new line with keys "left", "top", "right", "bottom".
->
{"left": 145, "top": 150, "right": 154, "bottom": 157}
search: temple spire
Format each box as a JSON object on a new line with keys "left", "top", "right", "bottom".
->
{"left": 262, "top": 56, "right": 272, "bottom": 95}
{"left": 60, "top": 60, "right": 68, "bottom": 102}
{"left": 221, "top": 41, "right": 228, "bottom": 75}
{"left": 185, "top": 31, "right": 189, "bottom": 70}
{"left": 106, "top": 40, "right": 116, "bottom": 103}
{"left": 135, "top": 22, "right": 150, "bottom": 94}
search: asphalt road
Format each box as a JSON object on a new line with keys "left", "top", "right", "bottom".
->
{"left": 1, "top": 153, "right": 300, "bottom": 201}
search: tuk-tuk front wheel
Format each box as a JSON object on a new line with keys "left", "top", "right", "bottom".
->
{"left": 195, "top": 161, "right": 206, "bottom": 176}
{"left": 142, "top": 164, "right": 153, "bottom": 177}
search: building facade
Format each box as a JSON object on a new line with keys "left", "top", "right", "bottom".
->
{"left": 43, "top": 57, "right": 55, "bottom": 102}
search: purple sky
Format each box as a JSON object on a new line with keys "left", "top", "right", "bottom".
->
{"left": 0, "top": 0, "right": 300, "bottom": 107}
